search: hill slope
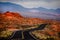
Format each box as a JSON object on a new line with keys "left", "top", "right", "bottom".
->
{"left": 0, "top": 11, "right": 60, "bottom": 31}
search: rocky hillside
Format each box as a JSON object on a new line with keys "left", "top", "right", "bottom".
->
{"left": 0, "top": 11, "right": 60, "bottom": 31}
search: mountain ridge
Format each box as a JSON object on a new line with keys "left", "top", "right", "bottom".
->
{"left": 0, "top": 2, "right": 60, "bottom": 20}
{"left": 0, "top": 2, "right": 60, "bottom": 13}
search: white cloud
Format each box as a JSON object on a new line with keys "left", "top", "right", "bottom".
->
{"left": 1, "top": 0, "right": 60, "bottom": 2}
{"left": 0, "top": 0, "right": 60, "bottom": 9}
{"left": 12, "top": 1, "right": 60, "bottom": 9}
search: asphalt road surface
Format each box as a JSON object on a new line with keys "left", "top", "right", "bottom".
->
{"left": 10, "top": 31, "right": 36, "bottom": 40}
{"left": 0, "top": 24, "right": 48, "bottom": 40}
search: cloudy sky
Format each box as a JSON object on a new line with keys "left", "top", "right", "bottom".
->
{"left": 0, "top": 0, "right": 60, "bottom": 9}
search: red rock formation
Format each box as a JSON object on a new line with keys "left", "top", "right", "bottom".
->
{"left": 0, "top": 11, "right": 60, "bottom": 32}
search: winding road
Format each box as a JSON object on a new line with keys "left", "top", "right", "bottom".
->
{"left": 0, "top": 24, "right": 48, "bottom": 40}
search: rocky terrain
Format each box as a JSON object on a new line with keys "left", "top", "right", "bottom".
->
{"left": 0, "top": 11, "right": 60, "bottom": 40}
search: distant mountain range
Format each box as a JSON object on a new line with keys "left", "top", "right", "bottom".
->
{"left": 0, "top": 2, "right": 60, "bottom": 20}
{"left": 0, "top": 2, "right": 60, "bottom": 13}
{"left": 0, "top": 2, "right": 27, "bottom": 12}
